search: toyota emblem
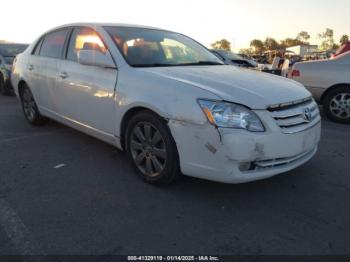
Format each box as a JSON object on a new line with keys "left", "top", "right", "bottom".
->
{"left": 303, "top": 108, "right": 312, "bottom": 122}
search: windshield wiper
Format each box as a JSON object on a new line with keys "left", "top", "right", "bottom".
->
{"left": 132, "top": 61, "right": 224, "bottom": 67}
{"left": 178, "top": 61, "right": 224, "bottom": 66}
{"left": 132, "top": 63, "right": 176, "bottom": 68}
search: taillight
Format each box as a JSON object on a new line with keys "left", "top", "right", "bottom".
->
{"left": 291, "top": 69, "right": 300, "bottom": 77}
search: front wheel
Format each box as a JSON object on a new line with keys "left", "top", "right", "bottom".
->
{"left": 126, "top": 111, "right": 180, "bottom": 185}
{"left": 20, "top": 84, "right": 48, "bottom": 125}
{"left": 323, "top": 86, "right": 350, "bottom": 123}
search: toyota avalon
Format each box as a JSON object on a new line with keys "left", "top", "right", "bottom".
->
{"left": 11, "top": 23, "right": 321, "bottom": 184}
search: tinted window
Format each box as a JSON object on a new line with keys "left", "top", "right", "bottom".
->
{"left": 67, "top": 27, "right": 107, "bottom": 62}
{"left": 40, "top": 29, "right": 69, "bottom": 59}
{"left": 32, "top": 38, "right": 43, "bottom": 55}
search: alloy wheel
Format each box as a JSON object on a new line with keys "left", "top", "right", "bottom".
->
{"left": 22, "top": 88, "right": 37, "bottom": 122}
{"left": 329, "top": 93, "right": 350, "bottom": 119}
{"left": 130, "top": 122, "right": 167, "bottom": 177}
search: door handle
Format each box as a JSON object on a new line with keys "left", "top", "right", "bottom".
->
{"left": 59, "top": 72, "right": 68, "bottom": 79}
{"left": 28, "top": 64, "right": 34, "bottom": 71}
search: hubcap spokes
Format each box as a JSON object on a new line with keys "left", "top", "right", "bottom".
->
{"left": 22, "top": 89, "right": 36, "bottom": 121}
{"left": 330, "top": 93, "right": 350, "bottom": 119}
{"left": 130, "top": 122, "right": 166, "bottom": 177}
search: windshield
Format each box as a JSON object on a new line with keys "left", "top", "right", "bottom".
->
{"left": 104, "top": 27, "right": 224, "bottom": 67}
{"left": 0, "top": 44, "right": 28, "bottom": 58}
{"left": 215, "top": 50, "right": 245, "bottom": 61}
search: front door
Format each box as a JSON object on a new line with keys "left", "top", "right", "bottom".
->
{"left": 55, "top": 27, "right": 117, "bottom": 136}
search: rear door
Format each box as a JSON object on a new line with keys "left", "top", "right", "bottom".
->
{"left": 55, "top": 26, "right": 117, "bottom": 136}
{"left": 34, "top": 28, "right": 70, "bottom": 113}
{"left": 25, "top": 38, "right": 46, "bottom": 105}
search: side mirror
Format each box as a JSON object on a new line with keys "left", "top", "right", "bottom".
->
{"left": 77, "top": 50, "right": 116, "bottom": 69}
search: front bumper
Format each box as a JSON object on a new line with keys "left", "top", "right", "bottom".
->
{"left": 168, "top": 112, "right": 321, "bottom": 184}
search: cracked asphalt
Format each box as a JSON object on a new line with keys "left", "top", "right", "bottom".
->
{"left": 0, "top": 95, "right": 350, "bottom": 255}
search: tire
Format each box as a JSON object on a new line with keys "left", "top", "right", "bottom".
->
{"left": 126, "top": 111, "right": 180, "bottom": 185}
{"left": 323, "top": 86, "right": 350, "bottom": 124}
{"left": 19, "top": 84, "right": 48, "bottom": 125}
{"left": 0, "top": 74, "right": 11, "bottom": 96}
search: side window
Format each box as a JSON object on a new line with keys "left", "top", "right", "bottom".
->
{"left": 32, "top": 38, "right": 43, "bottom": 55}
{"left": 40, "top": 29, "right": 69, "bottom": 59}
{"left": 67, "top": 27, "right": 107, "bottom": 62}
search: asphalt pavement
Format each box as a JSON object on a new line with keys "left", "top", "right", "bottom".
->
{"left": 0, "top": 95, "right": 349, "bottom": 255}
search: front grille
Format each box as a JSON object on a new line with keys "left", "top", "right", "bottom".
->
{"left": 253, "top": 146, "right": 317, "bottom": 170}
{"left": 268, "top": 97, "right": 321, "bottom": 134}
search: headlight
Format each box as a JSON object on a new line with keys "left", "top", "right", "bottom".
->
{"left": 198, "top": 99, "right": 265, "bottom": 132}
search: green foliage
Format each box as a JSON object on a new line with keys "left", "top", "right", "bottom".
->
{"left": 340, "top": 35, "right": 349, "bottom": 45}
{"left": 264, "top": 38, "right": 280, "bottom": 51}
{"left": 239, "top": 48, "right": 254, "bottom": 56}
{"left": 210, "top": 39, "right": 231, "bottom": 51}
{"left": 280, "top": 38, "right": 303, "bottom": 48}
{"left": 318, "top": 28, "right": 336, "bottom": 51}
{"left": 296, "top": 31, "right": 310, "bottom": 44}
{"left": 250, "top": 39, "right": 265, "bottom": 54}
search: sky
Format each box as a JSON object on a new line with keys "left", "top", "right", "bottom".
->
{"left": 1, "top": 0, "right": 349, "bottom": 51}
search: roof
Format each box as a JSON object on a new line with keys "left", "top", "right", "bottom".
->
{"left": 54, "top": 22, "right": 164, "bottom": 30}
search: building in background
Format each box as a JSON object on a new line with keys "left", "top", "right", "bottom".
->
{"left": 288, "top": 44, "right": 318, "bottom": 57}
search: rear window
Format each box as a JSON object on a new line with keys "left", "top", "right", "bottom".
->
{"left": 40, "top": 29, "right": 69, "bottom": 59}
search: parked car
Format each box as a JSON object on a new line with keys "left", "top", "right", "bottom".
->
{"left": 11, "top": 23, "right": 321, "bottom": 185}
{"left": 291, "top": 51, "right": 350, "bottom": 123}
{"left": 211, "top": 49, "right": 257, "bottom": 68}
{"left": 0, "top": 43, "right": 28, "bottom": 95}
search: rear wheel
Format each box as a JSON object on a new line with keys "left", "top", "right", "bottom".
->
{"left": 323, "top": 86, "right": 350, "bottom": 123}
{"left": 126, "top": 111, "right": 180, "bottom": 185}
{"left": 20, "top": 84, "right": 48, "bottom": 125}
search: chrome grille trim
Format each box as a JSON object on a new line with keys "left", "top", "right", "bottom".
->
{"left": 269, "top": 98, "right": 321, "bottom": 134}
{"left": 268, "top": 97, "right": 313, "bottom": 111}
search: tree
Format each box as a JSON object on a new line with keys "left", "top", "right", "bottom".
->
{"left": 239, "top": 48, "right": 254, "bottom": 56}
{"left": 211, "top": 39, "right": 231, "bottom": 51}
{"left": 318, "top": 28, "right": 336, "bottom": 51}
{"left": 250, "top": 39, "right": 265, "bottom": 54}
{"left": 264, "top": 37, "right": 280, "bottom": 51}
{"left": 296, "top": 31, "right": 310, "bottom": 44}
{"left": 280, "top": 38, "right": 303, "bottom": 48}
{"left": 340, "top": 35, "right": 349, "bottom": 45}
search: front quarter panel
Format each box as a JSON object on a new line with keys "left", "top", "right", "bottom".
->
{"left": 114, "top": 67, "right": 221, "bottom": 138}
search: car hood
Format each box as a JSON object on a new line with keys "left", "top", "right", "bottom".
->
{"left": 141, "top": 65, "right": 310, "bottom": 109}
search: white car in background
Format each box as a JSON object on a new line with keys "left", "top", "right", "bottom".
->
{"left": 291, "top": 52, "right": 350, "bottom": 123}
{"left": 11, "top": 23, "right": 321, "bottom": 185}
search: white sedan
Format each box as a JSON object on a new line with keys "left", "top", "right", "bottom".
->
{"left": 291, "top": 52, "right": 350, "bottom": 123}
{"left": 11, "top": 23, "right": 321, "bottom": 185}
